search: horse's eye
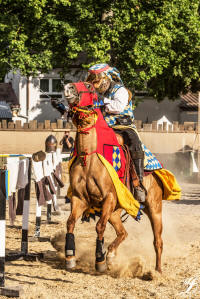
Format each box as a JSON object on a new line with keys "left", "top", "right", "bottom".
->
{"left": 86, "top": 83, "right": 91, "bottom": 89}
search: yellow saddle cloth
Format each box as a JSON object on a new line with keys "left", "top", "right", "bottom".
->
{"left": 67, "top": 154, "right": 142, "bottom": 220}
{"left": 67, "top": 156, "right": 181, "bottom": 220}
{"left": 154, "top": 168, "right": 181, "bottom": 201}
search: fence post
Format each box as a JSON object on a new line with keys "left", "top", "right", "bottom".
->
{"left": 198, "top": 92, "right": 200, "bottom": 182}
{"left": 45, "top": 120, "right": 51, "bottom": 129}
{"left": 6, "top": 158, "right": 43, "bottom": 261}
{"left": 152, "top": 121, "right": 157, "bottom": 132}
{"left": 0, "top": 177, "right": 6, "bottom": 288}
{"left": 21, "top": 158, "right": 32, "bottom": 254}
{"left": 173, "top": 121, "right": 179, "bottom": 132}
{"left": 2, "top": 120, "right": 7, "bottom": 129}
{"left": 0, "top": 170, "right": 22, "bottom": 297}
{"left": 168, "top": 124, "right": 172, "bottom": 132}
{"left": 163, "top": 122, "right": 167, "bottom": 132}
{"left": 158, "top": 124, "right": 163, "bottom": 132}
{"left": 57, "top": 119, "right": 63, "bottom": 129}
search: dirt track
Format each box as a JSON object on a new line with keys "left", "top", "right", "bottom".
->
{"left": 2, "top": 182, "right": 200, "bottom": 299}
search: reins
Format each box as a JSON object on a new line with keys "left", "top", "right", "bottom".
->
{"left": 71, "top": 105, "right": 98, "bottom": 165}
{"left": 77, "top": 123, "right": 96, "bottom": 134}
{"left": 79, "top": 149, "right": 97, "bottom": 166}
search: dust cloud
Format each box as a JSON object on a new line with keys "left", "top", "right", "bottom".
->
{"left": 50, "top": 200, "right": 189, "bottom": 280}
{"left": 5, "top": 182, "right": 200, "bottom": 298}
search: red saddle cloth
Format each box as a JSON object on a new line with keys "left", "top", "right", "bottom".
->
{"left": 73, "top": 108, "right": 126, "bottom": 181}
{"left": 71, "top": 82, "right": 126, "bottom": 181}
{"left": 93, "top": 109, "right": 126, "bottom": 182}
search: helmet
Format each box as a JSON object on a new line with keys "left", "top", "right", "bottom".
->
{"left": 87, "top": 72, "right": 111, "bottom": 94}
{"left": 45, "top": 135, "right": 57, "bottom": 153}
{"left": 87, "top": 63, "right": 123, "bottom": 94}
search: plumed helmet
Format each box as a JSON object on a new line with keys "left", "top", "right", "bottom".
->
{"left": 87, "top": 64, "right": 111, "bottom": 94}
{"left": 95, "top": 75, "right": 111, "bottom": 94}
{"left": 86, "top": 63, "right": 123, "bottom": 94}
{"left": 45, "top": 135, "right": 57, "bottom": 153}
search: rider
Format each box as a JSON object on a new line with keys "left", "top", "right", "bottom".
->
{"left": 86, "top": 63, "right": 145, "bottom": 203}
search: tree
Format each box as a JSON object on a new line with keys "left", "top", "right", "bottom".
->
{"left": 0, "top": 0, "right": 199, "bottom": 99}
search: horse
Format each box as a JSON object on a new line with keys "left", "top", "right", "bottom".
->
{"left": 62, "top": 82, "right": 163, "bottom": 273}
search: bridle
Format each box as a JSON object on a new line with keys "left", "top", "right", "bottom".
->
{"left": 67, "top": 83, "right": 99, "bottom": 166}
{"left": 71, "top": 106, "right": 98, "bottom": 135}
{"left": 66, "top": 82, "right": 98, "bottom": 134}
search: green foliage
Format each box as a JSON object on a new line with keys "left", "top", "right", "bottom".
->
{"left": 0, "top": 0, "right": 199, "bottom": 98}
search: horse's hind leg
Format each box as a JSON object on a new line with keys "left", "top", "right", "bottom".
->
{"left": 107, "top": 209, "right": 128, "bottom": 265}
{"left": 145, "top": 199, "right": 163, "bottom": 273}
{"left": 65, "top": 195, "right": 88, "bottom": 269}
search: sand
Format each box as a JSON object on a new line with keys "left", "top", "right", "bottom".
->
{"left": 2, "top": 182, "right": 200, "bottom": 299}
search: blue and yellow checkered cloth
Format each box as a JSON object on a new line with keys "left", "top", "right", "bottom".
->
{"left": 112, "top": 146, "right": 121, "bottom": 171}
{"left": 104, "top": 84, "right": 135, "bottom": 128}
{"left": 143, "top": 145, "right": 162, "bottom": 170}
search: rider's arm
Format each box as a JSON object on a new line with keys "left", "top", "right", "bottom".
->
{"left": 103, "top": 87, "right": 129, "bottom": 114}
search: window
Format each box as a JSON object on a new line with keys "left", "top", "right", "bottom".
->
{"left": 40, "top": 79, "right": 49, "bottom": 92}
{"left": 39, "top": 78, "right": 63, "bottom": 99}
{"left": 52, "top": 79, "right": 62, "bottom": 92}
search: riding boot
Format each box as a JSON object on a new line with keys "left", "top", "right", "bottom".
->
{"left": 132, "top": 152, "right": 146, "bottom": 203}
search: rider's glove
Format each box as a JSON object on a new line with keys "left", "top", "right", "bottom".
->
{"left": 51, "top": 98, "right": 68, "bottom": 115}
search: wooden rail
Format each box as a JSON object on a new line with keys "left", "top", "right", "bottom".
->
{"left": 134, "top": 120, "right": 196, "bottom": 132}
{"left": 0, "top": 119, "right": 76, "bottom": 131}
{"left": 0, "top": 119, "right": 197, "bottom": 132}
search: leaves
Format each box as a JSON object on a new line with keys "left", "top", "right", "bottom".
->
{"left": 0, "top": 0, "right": 199, "bottom": 98}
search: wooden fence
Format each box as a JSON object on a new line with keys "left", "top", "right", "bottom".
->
{"left": 0, "top": 119, "right": 74, "bottom": 131}
{"left": 0, "top": 119, "right": 197, "bottom": 132}
{"left": 134, "top": 120, "right": 196, "bottom": 132}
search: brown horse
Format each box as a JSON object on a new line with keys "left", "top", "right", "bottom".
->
{"left": 63, "top": 82, "right": 163, "bottom": 273}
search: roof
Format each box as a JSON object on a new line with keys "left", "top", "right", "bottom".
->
{"left": 0, "top": 101, "right": 12, "bottom": 119}
{"left": 179, "top": 92, "right": 199, "bottom": 111}
{"left": 0, "top": 83, "right": 18, "bottom": 104}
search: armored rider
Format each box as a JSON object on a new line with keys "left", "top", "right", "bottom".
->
{"left": 86, "top": 63, "right": 146, "bottom": 203}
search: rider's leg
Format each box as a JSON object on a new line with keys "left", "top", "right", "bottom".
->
{"left": 114, "top": 128, "right": 146, "bottom": 203}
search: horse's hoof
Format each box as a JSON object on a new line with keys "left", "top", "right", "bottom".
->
{"left": 66, "top": 256, "right": 76, "bottom": 269}
{"left": 106, "top": 252, "right": 116, "bottom": 266}
{"left": 155, "top": 267, "right": 162, "bottom": 274}
{"left": 95, "top": 260, "right": 107, "bottom": 272}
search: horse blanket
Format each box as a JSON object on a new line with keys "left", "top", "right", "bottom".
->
{"left": 70, "top": 107, "right": 143, "bottom": 220}
{"left": 68, "top": 82, "right": 181, "bottom": 220}
{"left": 94, "top": 109, "right": 126, "bottom": 181}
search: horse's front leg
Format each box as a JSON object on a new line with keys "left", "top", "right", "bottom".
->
{"left": 107, "top": 208, "right": 128, "bottom": 266}
{"left": 95, "top": 192, "right": 116, "bottom": 272}
{"left": 65, "top": 195, "right": 88, "bottom": 269}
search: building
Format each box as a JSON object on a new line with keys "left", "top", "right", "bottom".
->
{"left": 4, "top": 68, "right": 86, "bottom": 122}
{"left": 5, "top": 69, "right": 199, "bottom": 124}
{"left": 0, "top": 101, "right": 12, "bottom": 121}
{"left": 134, "top": 92, "right": 199, "bottom": 124}
{"left": 0, "top": 83, "right": 19, "bottom": 121}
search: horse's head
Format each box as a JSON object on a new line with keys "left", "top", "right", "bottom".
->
{"left": 64, "top": 82, "right": 97, "bottom": 107}
{"left": 63, "top": 82, "right": 99, "bottom": 129}
{"left": 64, "top": 83, "right": 79, "bottom": 106}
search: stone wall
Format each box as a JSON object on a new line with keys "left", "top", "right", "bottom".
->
{"left": 0, "top": 119, "right": 198, "bottom": 181}
{"left": 0, "top": 119, "right": 198, "bottom": 154}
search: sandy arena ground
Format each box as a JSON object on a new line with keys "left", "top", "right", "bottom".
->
{"left": 2, "top": 182, "right": 200, "bottom": 299}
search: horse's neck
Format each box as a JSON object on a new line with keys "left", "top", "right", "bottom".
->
{"left": 76, "top": 127, "right": 97, "bottom": 155}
